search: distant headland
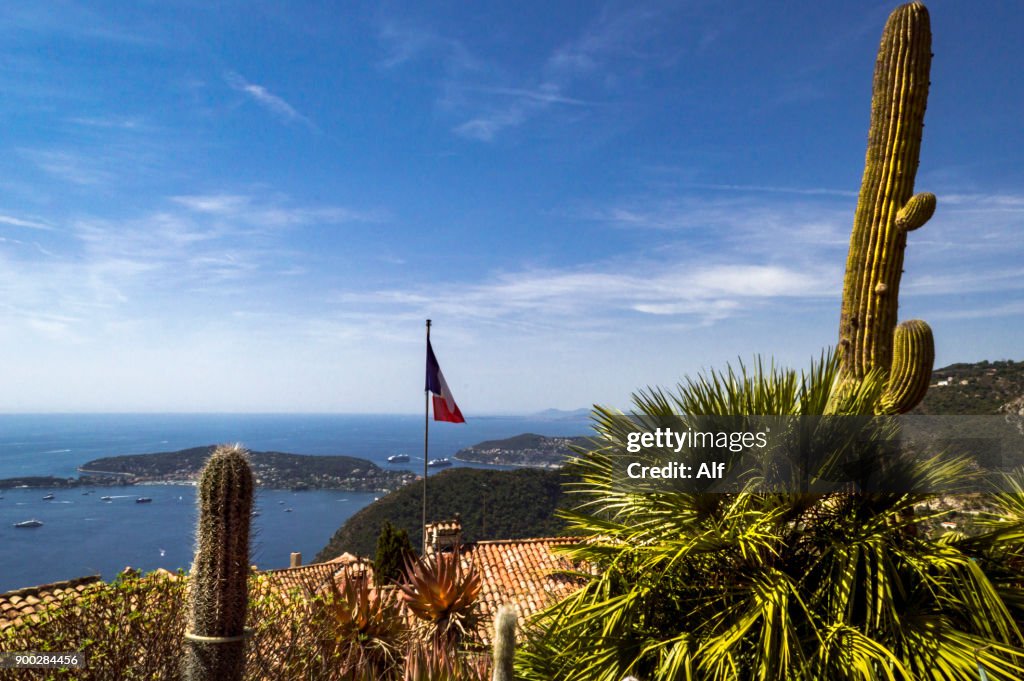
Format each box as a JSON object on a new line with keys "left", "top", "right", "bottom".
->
{"left": 0, "top": 445, "right": 415, "bottom": 492}
{"left": 453, "top": 432, "right": 592, "bottom": 468}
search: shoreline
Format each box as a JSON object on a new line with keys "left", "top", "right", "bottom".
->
{"left": 451, "top": 454, "right": 562, "bottom": 469}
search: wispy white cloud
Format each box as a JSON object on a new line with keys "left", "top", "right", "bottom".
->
{"left": 24, "top": 315, "right": 82, "bottom": 343}
{"left": 171, "top": 193, "right": 386, "bottom": 227}
{"left": 171, "top": 194, "right": 251, "bottom": 215}
{"left": 71, "top": 193, "right": 378, "bottom": 291}
{"left": 377, "top": 22, "right": 482, "bottom": 73}
{"left": 448, "top": 81, "right": 598, "bottom": 140}
{"left": 581, "top": 195, "right": 853, "bottom": 255}
{"left": 379, "top": 3, "right": 677, "bottom": 142}
{"left": 598, "top": 189, "right": 1024, "bottom": 304}
{"left": 0, "top": 3, "right": 162, "bottom": 47}
{"left": 543, "top": 5, "right": 662, "bottom": 81}
{"left": 453, "top": 111, "right": 526, "bottom": 142}
{"left": 339, "top": 259, "right": 836, "bottom": 331}
{"left": 284, "top": 182, "right": 1022, "bottom": 376}
{"left": 0, "top": 214, "right": 51, "bottom": 230}
{"left": 941, "top": 193, "right": 1024, "bottom": 211}
{"left": 907, "top": 191, "right": 1024, "bottom": 265}
{"left": 224, "top": 72, "right": 316, "bottom": 130}
{"left": 67, "top": 115, "right": 146, "bottom": 130}
{"left": 469, "top": 85, "right": 590, "bottom": 106}
{"left": 906, "top": 267, "right": 1024, "bottom": 297}
{"left": 20, "top": 149, "right": 115, "bottom": 186}
{"left": 0, "top": 191, "right": 385, "bottom": 344}
{"left": 677, "top": 182, "right": 858, "bottom": 198}
{"left": 375, "top": 20, "right": 536, "bottom": 140}
{"left": 929, "top": 300, "right": 1024, "bottom": 321}
{"left": 14, "top": 115, "right": 171, "bottom": 191}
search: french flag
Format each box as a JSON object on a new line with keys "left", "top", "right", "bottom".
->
{"left": 425, "top": 339, "right": 465, "bottom": 423}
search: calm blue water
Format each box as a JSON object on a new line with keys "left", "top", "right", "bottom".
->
{"left": 0, "top": 413, "right": 591, "bottom": 592}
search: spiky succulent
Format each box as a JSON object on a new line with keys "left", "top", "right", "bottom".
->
{"left": 315, "top": 566, "right": 408, "bottom": 676}
{"left": 398, "top": 549, "right": 482, "bottom": 645}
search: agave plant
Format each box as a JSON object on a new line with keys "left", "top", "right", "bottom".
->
{"left": 517, "top": 352, "right": 1024, "bottom": 681}
{"left": 402, "top": 639, "right": 490, "bottom": 681}
{"left": 398, "top": 549, "right": 482, "bottom": 646}
{"left": 314, "top": 566, "right": 408, "bottom": 678}
{"left": 403, "top": 640, "right": 461, "bottom": 681}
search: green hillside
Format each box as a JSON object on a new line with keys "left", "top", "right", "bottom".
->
{"left": 315, "top": 467, "right": 573, "bottom": 561}
{"left": 318, "top": 359, "right": 1024, "bottom": 562}
{"left": 913, "top": 359, "right": 1024, "bottom": 415}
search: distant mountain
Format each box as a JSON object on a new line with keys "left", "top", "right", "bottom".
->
{"left": 453, "top": 432, "right": 594, "bottom": 467}
{"left": 912, "top": 360, "right": 1024, "bottom": 415}
{"left": 529, "top": 407, "right": 593, "bottom": 421}
{"left": 315, "top": 467, "right": 573, "bottom": 561}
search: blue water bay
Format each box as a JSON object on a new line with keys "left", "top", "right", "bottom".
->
{"left": 0, "top": 413, "right": 589, "bottom": 592}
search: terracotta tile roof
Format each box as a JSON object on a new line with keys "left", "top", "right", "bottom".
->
{"left": 321, "top": 537, "right": 587, "bottom": 644}
{"left": 0, "top": 575, "right": 102, "bottom": 630}
{"left": 456, "top": 537, "right": 587, "bottom": 643}
{"left": 0, "top": 539, "right": 588, "bottom": 646}
{"left": 261, "top": 553, "right": 370, "bottom": 596}
{"left": 326, "top": 551, "right": 364, "bottom": 566}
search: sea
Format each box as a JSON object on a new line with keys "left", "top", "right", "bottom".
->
{"left": 0, "top": 413, "right": 592, "bottom": 593}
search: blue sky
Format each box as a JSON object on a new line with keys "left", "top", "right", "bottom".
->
{"left": 0, "top": 1, "right": 1021, "bottom": 414}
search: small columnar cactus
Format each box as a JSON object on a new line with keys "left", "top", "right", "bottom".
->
{"left": 183, "top": 444, "right": 253, "bottom": 681}
{"left": 492, "top": 604, "right": 517, "bottom": 681}
{"left": 838, "top": 1, "right": 935, "bottom": 413}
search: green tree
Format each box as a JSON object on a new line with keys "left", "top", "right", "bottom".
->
{"left": 374, "top": 520, "right": 414, "bottom": 586}
{"left": 517, "top": 353, "right": 1024, "bottom": 681}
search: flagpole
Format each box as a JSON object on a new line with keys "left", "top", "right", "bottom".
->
{"left": 422, "top": 318, "right": 431, "bottom": 555}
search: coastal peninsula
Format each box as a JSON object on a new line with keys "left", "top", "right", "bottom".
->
{"left": 452, "top": 433, "right": 592, "bottom": 468}
{"left": 0, "top": 445, "right": 414, "bottom": 493}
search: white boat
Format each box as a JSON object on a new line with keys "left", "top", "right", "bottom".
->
{"left": 42, "top": 493, "right": 55, "bottom": 500}
{"left": 100, "top": 496, "right": 112, "bottom": 501}
{"left": 427, "top": 458, "right": 452, "bottom": 468}
{"left": 387, "top": 454, "right": 410, "bottom": 463}
{"left": 14, "top": 519, "right": 43, "bottom": 528}
{"left": 135, "top": 497, "right": 153, "bottom": 504}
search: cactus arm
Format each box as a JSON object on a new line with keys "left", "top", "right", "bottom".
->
{"left": 896, "top": 192, "right": 937, "bottom": 231}
{"left": 879, "top": 319, "right": 934, "bottom": 414}
{"left": 839, "top": 2, "right": 933, "bottom": 381}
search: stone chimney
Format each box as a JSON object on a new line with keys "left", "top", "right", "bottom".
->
{"left": 424, "top": 513, "right": 462, "bottom": 555}
{"left": 290, "top": 551, "right": 302, "bottom": 568}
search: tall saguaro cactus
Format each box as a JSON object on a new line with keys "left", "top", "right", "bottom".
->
{"left": 838, "top": 1, "right": 935, "bottom": 413}
{"left": 183, "top": 445, "right": 254, "bottom": 681}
